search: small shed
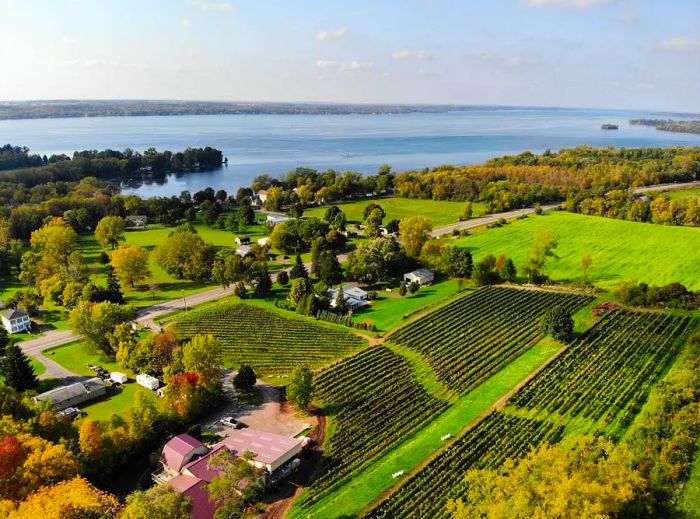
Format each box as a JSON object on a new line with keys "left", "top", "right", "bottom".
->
{"left": 110, "top": 372, "right": 128, "bottom": 384}
{"left": 404, "top": 268, "right": 434, "bottom": 286}
{"left": 137, "top": 373, "right": 160, "bottom": 390}
{"left": 235, "top": 235, "right": 251, "bottom": 246}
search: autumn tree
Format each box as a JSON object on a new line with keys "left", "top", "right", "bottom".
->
{"left": 364, "top": 208, "right": 384, "bottom": 238}
{"left": 501, "top": 258, "right": 517, "bottom": 282}
{"left": 95, "top": 216, "right": 126, "bottom": 249}
{"left": 182, "top": 334, "right": 222, "bottom": 388}
{"left": 287, "top": 366, "right": 314, "bottom": 411}
{"left": 0, "top": 344, "right": 38, "bottom": 392}
{"left": 4, "top": 476, "right": 120, "bottom": 519}
{"left": 581, "top": 254, "right": 593, "bottom": 284}
{"left": 400, "top": 216, "right": 433, "bottom": 257}
{"left": 111, "top": 245, "right": 151, "bottom": 289}
{"left": 448, "top": 437, "right": 643, "bottom": 519}
{"left": 207, "top": 450, "right": 265, "bottom": 519}
{"left": 120, "top": 483, "right": 191, "bottom": 519}
{"left": 460, "top": 201, "right": 473, "bottom": 220}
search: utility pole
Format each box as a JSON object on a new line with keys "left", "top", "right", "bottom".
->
{"left": 181, "top": 289, "right": 188, "bottom": 311}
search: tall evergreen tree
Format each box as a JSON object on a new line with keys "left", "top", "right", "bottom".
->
{"left": 253, "top": 268, "right": 272, "bottom": 297}
{"left": 106, "top": 267, "right": 125, "bottom": 304}
{"left": 1, "top": 343, "right": 38, "bottom": 392}
{"left": 289, "top": 254, "right": 308, "bottom": 279}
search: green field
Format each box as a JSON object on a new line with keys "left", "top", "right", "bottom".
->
{"left": 43, "top": 340, "right": 159, "bottom": 421}
{"left": 288, "top": 339, "right": 559, "bottom": 518}
{"left": 678, "top": 438, "right": 700, "bottom": 517}
{"left": 305, "top": 197, "right": 485, "bottom": 229}
{"left": 453, "top": 211, "right": 700, "bottom": 290}
{"left": 665, "top": 187, "right": 700, "bottom": 200}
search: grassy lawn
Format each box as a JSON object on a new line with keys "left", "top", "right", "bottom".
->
{"left": 305, "top": 196, "right": 486, "bottom": 229}
{"left": 452, "top": 211, "right": 700, "bottom": 290}
{"left": 43, "top": 340, "right": 158, "bottom": 421}
{"left": 665, "top": 187, "right": 700, "bottom": 200}
{"left": 288, "top": 340, "right": 559, "bottom": 519}
{"left": 351, "top": 279, "right": 466, "bottom": 332}
{"left": 28, "top": 355, "right": 46, "bottom": 377}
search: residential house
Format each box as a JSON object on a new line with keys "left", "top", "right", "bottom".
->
{"left": 125, "top": 215, "right": 148, "bottom": 228}
{"left": 257, "top": 190, "right": 268, "bottom": 204}
{"left": 328, "top": 284, "right": 370, "bottom": 311}
{"left": 33, "top": 378, "right": 106, "bottom": 411}
{"left": 235, "top": 235, "right": 251, "bottom": 246}
{"left": 1, "top": 308, "right": 31, "bottom": 334}
{"left": 404, "top": 268, "right": 434, "bottom": 286}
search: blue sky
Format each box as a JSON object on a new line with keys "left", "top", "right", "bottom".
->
{"left": 1, "top": 0, "right": 698, "bottom": 111}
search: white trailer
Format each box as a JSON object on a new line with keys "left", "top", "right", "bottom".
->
{"left": 110, "top": 372, "right": 128, "bottom": 384}
{"left": 136, "top": 373, "right": 160, "bottom": 390}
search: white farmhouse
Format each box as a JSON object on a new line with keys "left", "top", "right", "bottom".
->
{"left": 137, "top": 373, "right": 160, "bottom": 390}
{"left": 404, "top": 268, "right": 434, "bottom": 286}
{"left": 2, "top": 309, "right": 31, "bottom": 334}
{"left": 328, "top": 284, "right": 370, "bottom": 311}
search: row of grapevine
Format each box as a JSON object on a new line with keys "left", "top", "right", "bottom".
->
{"left": 174, "top": 302, "right": 366, "bottom": 374}
{"left": 389, "top": 287, "right": 592, "bottom": 393}
{"left": 509, "top": 310, "right": 692, "bottom": 422}
{"left": 366, "top": 412, "right": 563, "bottom": 519}
{"left": 298, "top": 346, "right": 450, "bottom": 507}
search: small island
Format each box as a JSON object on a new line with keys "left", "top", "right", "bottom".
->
{"left": 601, "top": 123, "right": 619, "bottom": 130}
{"left": 630, "top": 119, "right": 700, "bottom": 135}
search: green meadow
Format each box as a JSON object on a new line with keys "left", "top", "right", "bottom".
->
{"left": 453, "top": 211, "right": 700, "bottom": 290}
{"left": 305, "top": 196, "right": 485, "bottom": 229}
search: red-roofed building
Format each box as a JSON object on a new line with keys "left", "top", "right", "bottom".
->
{"left": 153, "top": 429, "right": 304, "bottom": 518}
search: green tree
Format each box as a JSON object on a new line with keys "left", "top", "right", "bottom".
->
{"left": 68, "top": 301, "right": 135, "bottom": 355}
{"left": 253, "top": 267, "right": 272, "bottom": 297}
{"left": 207, "top": 450, "right": 265, "bottom": 519}
{"left": 398, "top": 282, "right": 407, "bottom": 296}
{"left": 363, "top": 203, "right": 385, "bottom": 221}
{"left": 473, "top": 255, "right": 499, "bottom": 286}
{"left": 581, "top": 254, "right": 593, "bottom": 284}
{"left": 364, "top": 208, "right": 384, "bottom": 238}
{"left": 287, "top": 366, "right": 314, "bottom": 411}
{"left": 277, "top": 270, "right": 289, "bottom": 286}
{"left": 444, "top": 247, "right": 473, "bottom": 278}
{"left": 522, "top": 229, "right": 558, "bottom": 284}
{"left": 334, "top": 288, "right": 349, "bottom": 314}
{"left": 399, "top": 215, "right": 433, "bottom": 257}
{"left": 317, "top": 250, "right": 343, "bottom": 286}
{"left": 234, "top": 281, "right": 247, "bottom": 299}
{"left": 289, "top": 254, "right": 308, "bottom": 279}
{"left": 233, "top": 365, "right": 257, "bottom": 393}
{"left": 460, "top": 201, "right": 473, "bottom": 220}
{"left": 155, "top": 230, "right": 215, "bottom": 280}
{"left": 501, "top": 258, "right": 517, "bottom": 282}
{"left": 94, "top": 216, "right": 126, "bottom": 249}
{"left": 542, "top": 306, "right": 574, "bottom": 342}
{"left": 346, "top": 238, "right": 407, "bottom": 284}
{"left": 120, "top": 484, "right": 192, "bottom": 519}
{"left": 289, "top": 277, "right": 314, "bottom": 306}
{"left": 0, "top": 343, "right": 38, "bottom": 392}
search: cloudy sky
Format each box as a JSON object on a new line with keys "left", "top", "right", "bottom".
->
{"left": 1, "top": 0, "right": 698, "bottom": 111}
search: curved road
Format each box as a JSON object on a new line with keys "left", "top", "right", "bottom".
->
{"left": 19, "top": 179, "right": 700, "bottom": 379}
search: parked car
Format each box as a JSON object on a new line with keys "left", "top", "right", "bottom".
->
{"left": 56, "top": 407, "right": 81, "bottom": 421}
{"left": 219, "top": 416, "right": 244, "bottom": 429}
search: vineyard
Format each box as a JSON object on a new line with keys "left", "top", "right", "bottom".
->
{"left": 366, "top": 412, "right": 563, "bottom": 519}
{"left": 173, "top": 302, "right": 366, "bottom": 373}
{"left": 299, "top": 346, "right": 450, "bottom": 507}
{"left": 388, "top": 287, "right": 592, "bottom": 393}
{"left": 509, "top": 309, "right": 693, "bottom": 424}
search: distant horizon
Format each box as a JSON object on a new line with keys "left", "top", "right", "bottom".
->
{"left": 0, "top": 98, "right": 698, "bottom": 118}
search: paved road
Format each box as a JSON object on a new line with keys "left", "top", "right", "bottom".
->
{"left": 18, "top": 178, "right": 700, "bottom": 379}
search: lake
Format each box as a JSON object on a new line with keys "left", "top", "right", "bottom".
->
{"left": 1, "top": 107, "right": 700, "bottom": 198}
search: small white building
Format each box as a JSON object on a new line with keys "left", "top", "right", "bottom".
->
{"left": 137, "top": 373, "right": 160, "bottom": 390}
{"left": 110, "top": 372, "right": 128, "bottom": 384}
{"left": 328, "top": 284, "right": 370, "bottom": 311}
{"left": 404, "top": 268, "right": 434, "bottom": 286}
{"left": 2, "top": 309, "right": 31, "bottom": 334}
{"left": 125, "top": 215, "right": 148, "bottom": 228}
{"left": 235, "top": 245, "right": 253, "bottom": 257}
{"left": 266, "top": 214, "right": 290, "bottom": 226}
{"left": 257, "top": 190, "right": 269, "bottom": 204}
{"left": 235, "top": 235, "right": 251, "bottom": 246}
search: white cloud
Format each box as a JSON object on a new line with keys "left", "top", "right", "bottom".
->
{"left": 527, "top": 0, "right": 612, "bottom": 8}
{"left": 507, "top": 56, "right": 523, "bottom": 67}
{"left": 316, "top": 27, "right": 346, "bottom": 41}
{"left": 195, "top": 2, "right": 234, "bottom": 12}
{"left": 392, "top": 49, "right": 434, "bottom": 61}
{"left": 181, "top": 17, "right": 192, "bottom": 29}
{"left": 650, "top": 36, "right": 700, "bottom": 53}
{"left": 316, "top": 60, "right": 338, "bottom": 68}
{"left": 340, "top": 60, "right": 373, "bottom": 71}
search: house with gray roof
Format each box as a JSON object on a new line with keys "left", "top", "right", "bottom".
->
{"left": 33, "top": 377, "right": 107, "bottom": 411}
{"left": 2, "top": 308, "right": 31, "bottom": 334}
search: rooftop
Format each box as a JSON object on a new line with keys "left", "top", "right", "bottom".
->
{"left": 2, "top": 308, "right": 28, "bottom": 320}
{"left": 161, "top": 434, "right": 206, "bottom": 472}
{"left": 215, "top": 429, "right": 303, "bottom": 466}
